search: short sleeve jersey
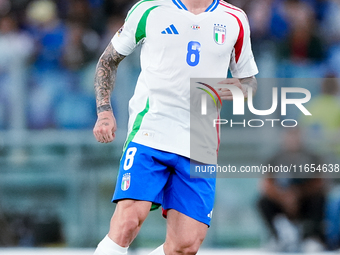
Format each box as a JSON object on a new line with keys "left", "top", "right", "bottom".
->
{"left": 112, "top": 0, "right": 258, "bottom": 164}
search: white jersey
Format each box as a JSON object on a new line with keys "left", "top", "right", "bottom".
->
{"left": 112, "top": 0, "right": 258, "bottom": 164}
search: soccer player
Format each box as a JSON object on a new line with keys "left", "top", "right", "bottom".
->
{"left": 93, "top": 0, "right": 258, "bottom": 254}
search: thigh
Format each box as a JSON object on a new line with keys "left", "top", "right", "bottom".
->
{"left": 113, "top": 142, "right": 173, "bottom": 206}
{"left": 163, "top": 158, "right": 216, "bottom": 226}
{"left": 113, "top": 199, "right": 152, "bottom": 221}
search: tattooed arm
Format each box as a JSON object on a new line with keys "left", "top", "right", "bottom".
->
{"left": 94, "top": 43, "right": 125, "bottom": 113}
{"left": 93, "top": 43, "right": 125, "bottom": 143}
{"left": 217, "top": 76, "right": 257, "bottom": 100}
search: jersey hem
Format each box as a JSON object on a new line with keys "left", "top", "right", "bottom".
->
{"left": 133, "top": 137, "right": 189, "bottom": 158}
{"left": 111, "top": 39, "right": 131, "bottom": 56}
{"left": 231, "top": 68, "right": 259, "bottom": 79}
{"left": 162, "top": 205, "right": 211, "bottom": 226}
{"left": 131, "top": 138, "right": 218, "bottom": 164}
{"left": 112, "top": 197, "right": 162, "bottom": 207}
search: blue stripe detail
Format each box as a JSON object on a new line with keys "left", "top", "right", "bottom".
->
{"left": 166, "top": 27, "right": 172, "bottom": 34}
{"left": 170, "top": 24, "right": 179, "bottom": 34}
{"left": 172, "top": 0, "right": 217, "bottom": 12}
{"left": 161, "top": 31, "right": 166, "bottom": 34}
{"left": 172, "top": 0, "right": 182, "bottom": 9}
{"left": 205, "top": 0, "right": 218, "bottom": 12}
{"left": 210, "top": 0, "right": 219, "bottom": 11}
{"left": 177, "top": 0, "right": 188, "bottom": 10}
{"left": 172, "top": 0, "right": 187, "bottom": 10}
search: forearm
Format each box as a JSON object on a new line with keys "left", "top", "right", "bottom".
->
{"left": 239, "top": 76, "right": 257, "bottom": 97}
{"left": 94, "top": 43, "right": 125, "bottom": 114}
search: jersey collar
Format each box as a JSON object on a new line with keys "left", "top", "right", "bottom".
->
{"left": 172, "top": 0, "right": 219, "bottom": 12}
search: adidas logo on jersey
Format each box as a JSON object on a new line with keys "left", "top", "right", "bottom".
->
{"left": 161, "top": 24, "right": 179, "bottom": 34}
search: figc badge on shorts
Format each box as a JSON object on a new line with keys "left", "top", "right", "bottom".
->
{"left": 121, "top": 173, "right": 131, "bottom": 191}
{"left": 214, "top": 24, "right": 226, "bottom": 45}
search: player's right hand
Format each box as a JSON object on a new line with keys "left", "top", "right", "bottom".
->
{"left": 93, "top": 111, "right": 117, "bottom": 143}
{"left": 217, "top": 78, "right": 246, "bottom": 100}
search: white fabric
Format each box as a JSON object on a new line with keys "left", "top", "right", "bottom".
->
{"left": 93, "top": 235, "right": 128, "bottom": 255}
{"left": 148, "top": 244, "right": 165, "bottom": 255}
{"left": 112, "top": 0, "right": 258, "bottom": 164}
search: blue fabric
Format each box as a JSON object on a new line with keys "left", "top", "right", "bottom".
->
{"left": 112, "top": 142, "right": 216, "bottom": 226}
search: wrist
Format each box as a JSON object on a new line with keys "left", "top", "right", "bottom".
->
{"left": 97, "top": 104, "right": 113, "bottom": 114}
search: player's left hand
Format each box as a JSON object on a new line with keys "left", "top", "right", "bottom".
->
{"left": 217, "top": 78, "right": 247, "bottom": 101}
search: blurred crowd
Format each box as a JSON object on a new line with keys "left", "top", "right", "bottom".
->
{"left": 0, "top": 0, "right": 138, "bottom": 130}
{"left": 0, "top": 0, "right": 340, "bottom": 130}
{"left": 245, "top": 0, "right": 340, "bottom": 82}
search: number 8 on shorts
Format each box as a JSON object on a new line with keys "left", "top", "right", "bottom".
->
{"left": 123, "top": 147, "right": 137, "bottom": 170}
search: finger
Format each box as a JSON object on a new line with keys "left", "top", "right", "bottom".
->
{"left": 219, "top": 88, "right": 234, "bottom": 93}
{"left": 218, "top": 79, "right": 244, "bottom": 92}
{"left": 111, "top": 127, "right": 116, "bottom": 139}
{"left": 219, "top": 90, "right": 233, "bottom": 97}
{"left": 217, "top": 78, "right": 239, "bottom": 84}
{"left": 97, "top": 133, "right": 106, "bottom": 143}
{"left": 93, "top": 129, "right": 102, "bottom": 142}
{"left": 94, "top": 127, "right": 109, "bottom": 143}
{"left": 234, "top": 82, "right": 244, "bottom": 90}
{"left": 218, "top": 84, "right": 245, "bottom": 98}
{"left": 106, "top": 130, "right": 114, "bottom": 143}
{"left": 100, "top": 126, "right": 116, "bottom": 143}
{"left": 100, "top": 130, "right": 111, "bottom": 143}
{"left": 218, "top": 91, "right": 234, "bottom": 100}
{"left": 220, "top": 95, "right": 234, "bottom": 101}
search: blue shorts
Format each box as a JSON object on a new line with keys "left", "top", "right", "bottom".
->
{"left": 112, "top": 142, "right": 216, "bottom": 226}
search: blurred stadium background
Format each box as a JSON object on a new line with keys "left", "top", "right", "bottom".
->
{"left": 1, "top": 0, "right": 340, "bottom": 253}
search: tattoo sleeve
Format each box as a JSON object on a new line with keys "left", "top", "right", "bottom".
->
{"left": 239, "top": 76, "right": 257, "bottom": 96}
{"left": 94, "top": 43, "right": 125, "bottom": 114}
